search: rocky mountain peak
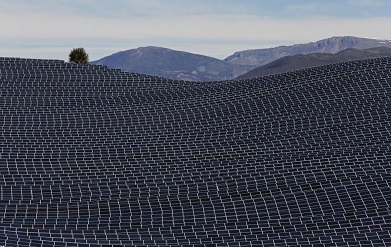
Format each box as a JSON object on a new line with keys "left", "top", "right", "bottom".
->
{"left": 225, "top": 36, "right": 391, "bottom": 67}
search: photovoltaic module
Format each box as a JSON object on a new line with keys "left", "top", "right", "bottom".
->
{"left": 0, "top": 57, "right": 390, "bottom": 246}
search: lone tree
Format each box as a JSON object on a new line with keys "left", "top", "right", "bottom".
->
{"left": 69, "top": 48, "right": 89, "bottom": 64}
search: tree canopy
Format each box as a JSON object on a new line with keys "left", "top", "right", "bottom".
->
{"left": 69, "top": 48, "right": 89, "bottom": 64}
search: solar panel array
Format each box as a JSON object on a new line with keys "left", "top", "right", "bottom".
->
{"left": 0, "top": 56, "right": 390, "bottom": 246}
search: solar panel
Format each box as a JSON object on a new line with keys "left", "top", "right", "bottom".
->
{"left": 0, "top": 56, "right": 390, "bottom": 246}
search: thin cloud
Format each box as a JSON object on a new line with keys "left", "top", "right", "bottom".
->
{"left": 1, "top": 1, "right": 390, "bottom": 60}
{"left": 351, "top": 0, "right": 389, "bottom": 5}
{"left": 2, "top": 12, "right": 390, "bottom": 39}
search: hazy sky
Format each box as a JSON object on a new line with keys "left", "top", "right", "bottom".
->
{"left": 1, "top": 0, "right": 390, "bottom": 60}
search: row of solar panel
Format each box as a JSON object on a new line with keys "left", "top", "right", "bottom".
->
{"left": 0, "top": 56, "right": 389, "bottom": 246}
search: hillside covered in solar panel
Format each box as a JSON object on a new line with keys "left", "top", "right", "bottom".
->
{"left": 0, "top": 56, "right": 390, "bottom": 246}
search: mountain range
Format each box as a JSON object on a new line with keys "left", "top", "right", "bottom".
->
{"left": 238, "top": 47, "right": 391, "bottom": 79}
{"left": 92, "top": 36, "right": 391, "bottom": 81}
{"left": 92, "top": 46, "right": 252, "bottom": 81}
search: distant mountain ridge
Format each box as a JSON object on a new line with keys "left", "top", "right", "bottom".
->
{"left": 237, "top": 47, "right": 391, "bottom": 79}
{"left": 225, "top": 36, "right": 391, "bottom": 67}
{"left": 92, "top": 46, "right": 252, "bottom": 81}
{"left": 92, "top": 36, "right": 391, "bottom": 81}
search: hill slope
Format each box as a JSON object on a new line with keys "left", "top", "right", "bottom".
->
{"left": 91, "top": 46, "right": 252, "bottom": 81}
{"left": 238, "top": 47, "right": 391, "bottom": 79}
{"left": 225, "top": 36, "right": 391, "bottom": 67}
{"left": 0, "top": 57, "right": 390, "bottom": 246}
